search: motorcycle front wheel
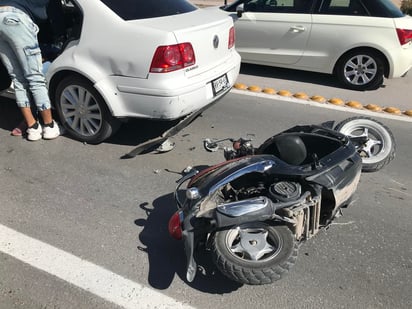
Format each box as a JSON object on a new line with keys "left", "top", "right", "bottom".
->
{"left": 212, "top": 223, "right": 298, "bottom": 285}
{"left": 335, "top": 116, "right": 396, "bottom": 172}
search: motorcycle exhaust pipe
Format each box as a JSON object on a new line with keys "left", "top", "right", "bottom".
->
{"left": 214, "top": 193, "right": 309, "bottom": 228}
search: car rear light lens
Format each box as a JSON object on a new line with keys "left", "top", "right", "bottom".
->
{"left": 228, "top": 26, "right": 235, "bottom": 49}
{"left": 150, "top": 43, "right": 195, "bottom": 73}
{"left": 168, "top": 211, "right": 183, "bottom": 240}
{"left": 396, "top": 28, "right": 412, "bottom": 45}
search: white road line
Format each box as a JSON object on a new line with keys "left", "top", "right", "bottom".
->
{"left": 0, "top": 224, "right": 194, "bottom": 309}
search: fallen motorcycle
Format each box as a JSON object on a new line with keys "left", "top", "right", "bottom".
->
{"left": 168, "top": 116, "right": 395, "bottom": 285}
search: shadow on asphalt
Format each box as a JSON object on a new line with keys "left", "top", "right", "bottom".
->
{"left": 240, "top": 63, "right": 339, "bottom": 87}
{"left": 0, "top": 97, "right": 22, "bottom": 133}
{"left": 105, "top": 118, "right": 181, "bottom": 148}
{"left": 0, "top": 97, "right": 183, "bottom": 152}
{"left": 135, "top": 187, "right": 242, "bottom": 293}
{"left": 240, "top": 63, "right": 387, "bottom": 91}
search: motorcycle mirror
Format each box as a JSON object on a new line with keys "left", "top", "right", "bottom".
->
{"left": 204, "top": 138, "right": 220, "bottom": 152}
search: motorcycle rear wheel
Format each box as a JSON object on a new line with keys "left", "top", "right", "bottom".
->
{"left": 335, "top": 116, "right": 396, "bottom": 172}
{"left": 212, "top": 223, "right": 297, "bottom": 285}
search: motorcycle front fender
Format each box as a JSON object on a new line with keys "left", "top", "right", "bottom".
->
{"left": 182, "top": 230, "right": 197, "bottom": 282}
{"left": 181, "top": 208, "right": 199, "bottom": 283}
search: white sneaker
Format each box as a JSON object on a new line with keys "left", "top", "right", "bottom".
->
{"left": 42, "top": 120, "right": 60, "bottom": 140}
{"left": 26, "top": 122, "right": 42, "bottom": 141}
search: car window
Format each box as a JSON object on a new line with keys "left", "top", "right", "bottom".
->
{"left": 226, "top": 0, "right": 313, "bottom": 13}
{"left": 316, "top": 0, "right": 404, "bottom": 17}
{"left": 99, "top": 0, "right": 197, "bottom": 20}
{"left": 361, "top": 0, "right": 404, "bottom": 17}
{"left": 318, "top": 0, "right": 368, "bottom": 16}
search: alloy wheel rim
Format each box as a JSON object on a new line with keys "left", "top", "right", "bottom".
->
{"left": 225, "top": 223, "right": 283, "bottom": 262}
{"left": 339, "top": 121, "right": 392, "bottom": 164}
{"left": 60, "top": 85, "right": 103, "bottom": 137}
{"left": 344, "top": 55, "right": 377, "bottom": 86}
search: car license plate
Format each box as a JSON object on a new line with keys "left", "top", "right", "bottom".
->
{"left": 211, "top": 74, "right": 229, "bottom": 96}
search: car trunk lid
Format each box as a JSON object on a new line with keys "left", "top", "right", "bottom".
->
{"left": 134, "top": 8, "right": 235, "bottom": 78}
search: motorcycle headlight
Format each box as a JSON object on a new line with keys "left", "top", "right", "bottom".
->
{"left": 186, "top": 187, "right": 200, "bottom": 200}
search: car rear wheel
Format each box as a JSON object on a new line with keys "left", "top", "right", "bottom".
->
{"left": 54, "top": 75, "right": 121, "bottom": 144}
{"left": 336, "top": 50, "right": 384, "bottom": 91}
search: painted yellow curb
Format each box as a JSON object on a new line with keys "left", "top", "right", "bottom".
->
{"left": 346, "top": 100, "right": 363, "bottom": 109}
{"left": 262, "top": 88, "right": 276, "bottom": 94}
{"left": 310, "top": 95, "right": 326, "bottom": 103}
{"left": 384, "top": 107, "right": 402, "bottom": 115}
{"left": 364, "top": 104, "right": 383, "bottom": 112}
{"left": 234, "top": 82, "right": 407, "bottom": 117}
{"left": 328, "top": 98, "right": 344, "bottom": 105}
{"left": 234, "top": 83, "right": 247, "bottom": 90}
{"left": 293, "top": 92, "right": 309, "bottom": 100}
{"left": 247, "top": 85, "right": 262, "bottom": 92}
{"left": 278, "top": 90, "right": 292, "bottom": 97}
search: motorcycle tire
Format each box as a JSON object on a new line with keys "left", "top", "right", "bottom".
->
{"left": 335, "top": 116, "right": 396, "bottom": 172}
{"left": 212, "top": 223, "right": 298, "bottom": 285}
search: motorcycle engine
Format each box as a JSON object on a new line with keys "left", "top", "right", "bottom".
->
{"left": 268, "top": 181, "right": 301, "bottom": 202}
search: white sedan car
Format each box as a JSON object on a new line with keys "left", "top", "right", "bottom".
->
{"left": 221, "top": 0, "right": 412, "bottom": 90}
{"left": 0, "top": 0, "right": 241, "bottom": 143}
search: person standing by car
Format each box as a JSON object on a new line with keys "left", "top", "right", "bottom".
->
{"left": 0, "top": 0, "right": 60, "bottom": 141}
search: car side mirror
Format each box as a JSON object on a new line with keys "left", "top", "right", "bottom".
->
{"left": 236, "top": 4, "right": 244, "bottom": 18}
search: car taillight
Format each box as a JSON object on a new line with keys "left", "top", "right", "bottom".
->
{"left": 228, "top": 26, "right": 235, "bottom": 49}
{"left": 150, "top": 43, "right": 195, "bottom": 73}
{"left": 396, "top": 28, "right": 412, "bottom": 45}
{"left": 168, "top": 211, "right": 183, "bottom": 240}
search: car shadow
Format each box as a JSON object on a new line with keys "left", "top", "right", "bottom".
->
{"left": 105, "top": 118, "right": 181, "bottom": 148}
{"left": 134, "top": 182, "right": 242, "bottom": 293}
{"left": 240, "top": 63, "right": 341, "bottom": 88}
{"left": 0, "top": 97, "right": 187, "bottom": 153}
{"left": 240, "top": 63, "right": 386, "bottom": 91}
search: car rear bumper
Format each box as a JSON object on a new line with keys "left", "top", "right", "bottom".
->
{"left": 94, "top": 53, "right": 241, "bottom": 119}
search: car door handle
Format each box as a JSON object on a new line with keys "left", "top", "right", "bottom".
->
{"left": 290, "top": 26, "right": 306, "bottom": 33}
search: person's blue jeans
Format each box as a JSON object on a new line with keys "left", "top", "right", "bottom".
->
{"left": 0, "top": 6, "right": 51, "bottom": 111}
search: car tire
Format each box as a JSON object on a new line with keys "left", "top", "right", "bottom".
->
{"left": 336, "top": 50, "right": 384, "bottom": 91}
{"left": 54, "top": 75, "right": 121, "bottom": 144}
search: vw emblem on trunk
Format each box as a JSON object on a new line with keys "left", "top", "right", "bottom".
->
{"left": 213, "top": 35, "right": 219, "bottom": 49}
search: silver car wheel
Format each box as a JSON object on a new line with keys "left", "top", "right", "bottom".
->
{"left": 343, "top": 54, "right": 378, "bottom": 86}
{"left": 60, "top": 84, "right": 103, "bottom": 137}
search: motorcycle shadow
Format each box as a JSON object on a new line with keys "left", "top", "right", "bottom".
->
{"left": 135, "top": 190, "right": 242, "bottom": 293}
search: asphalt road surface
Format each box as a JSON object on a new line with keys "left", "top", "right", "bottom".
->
{"left": 0, "top": 90, "right": 411, "bottom": 309}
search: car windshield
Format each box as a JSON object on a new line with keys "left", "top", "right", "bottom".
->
{"left": 100, "top": 0, "right": 197, "bottom": 20}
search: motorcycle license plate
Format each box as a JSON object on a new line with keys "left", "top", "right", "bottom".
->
{"left": 211, "top": 74, "right": 229, "bottom": 96}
